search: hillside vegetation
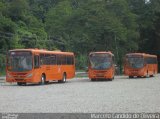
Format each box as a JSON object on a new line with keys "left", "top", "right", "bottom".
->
{"left": 0, "top": 0, "right": 160, "bottom": 72}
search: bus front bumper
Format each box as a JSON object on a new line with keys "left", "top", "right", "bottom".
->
{"left": 6, "top": 75, "right": 39, "bottom": 83}
{"left": 89, "top": 71, "right": 113, "bottom": 79}
{"left": 125, "top": 69, "right": 145, "bottom": 77}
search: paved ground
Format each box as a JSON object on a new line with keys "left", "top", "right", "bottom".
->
{"left": 0, "top": 74, "right": 160, "bottom": 113}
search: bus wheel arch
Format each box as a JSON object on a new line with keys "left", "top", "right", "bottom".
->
{"left": 40, "top": 73, "right": 46, "bottom": 85}
{"left": 58, "top": 72, "right": 67, "bottom": 83}
{"left": 63, "top": 72, "right": 67, "bottom": 83}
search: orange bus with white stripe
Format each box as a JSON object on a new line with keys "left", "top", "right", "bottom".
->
{"left": 124, "top": 53, "right": 158, "bottom": 78}
{"left": 6, "top": 49, "right": 75, "bottom": 85}
{"left": 88, "top": 51, "right": 115, "bottom": 81}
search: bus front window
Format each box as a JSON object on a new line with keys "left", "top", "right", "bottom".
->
{"left": 127, "top": 57, "right": 144, "bottom": 68}
{"left": 89, "top": 54, "right": 112, "bottom": 70}
{"left": 9, "top": 51, "right": 32, "bottom": 72}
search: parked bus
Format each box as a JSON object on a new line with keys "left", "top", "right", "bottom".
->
{"left": 124, "top": 53, "right": 158, "bottom": 78}
{"left": 6, "top": 49, "right": 75, "bottom": 85}
{"left": 88, "top": 51, "right": 115, "bottom": 81}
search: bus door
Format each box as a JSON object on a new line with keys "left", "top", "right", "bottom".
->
{"left": 34, "top": 54, "right": 41, "bottom": 79}
{"left": 45, "top": 54, "right": 52, "bottom": 80}
{"left": 55, "top": 55, "right": 62, "bottom": 79}
{"left": 49, "top": 54, "right": 58, "bottom": 80}
{"left": 39, "top": 54, "right": 51, "bottom": 80}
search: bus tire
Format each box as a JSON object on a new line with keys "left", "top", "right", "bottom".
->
{"left": 109, "top": 78, "right": 113, "bottom": 81}
{"left": 40, "top": 74, "right": 46, "bottom": 85}
{"left": 150, "top": 71, "right": 155, "bottom": 77}
{"left": 62, "top": 73, "right": 66, "bottom": 83}
{"left": 108, "top": 77, "right": 114, "bottom": 81}
{"left": 45, "top": 81, "right": 49, "bottom": 84}
{"left": 112, "top": 76, "right": 114, "bottom": 80}
{"left": 146, "top": 71, "right": 149, "bottom": 78}
{"left": 91, "top": 78, "right": 95, "bottom": 81}
{"left": 58, "top": 73, "right": 66, "bottom": 83}
{"left": 129, "top": 76, "right": 133, "bottom": 78}
{"left": 150, "top": 75, "right": 154, "bottom": 77}
{"left": 17, "top": 82, "right": 26, "bottom": 86}
{"left": 152, "top": 70, "right": 155, "bottom": 77}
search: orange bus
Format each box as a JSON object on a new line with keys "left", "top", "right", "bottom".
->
{"left": 88, "top": 51, "right": 115, "bottom": 81}
{"left": 124, "top": 53, "right": 158, "bottom": 78}
{"left": 6, "top": 49, "right": 75, "bottom": 85}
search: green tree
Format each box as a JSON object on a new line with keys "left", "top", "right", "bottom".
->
{"left": 8, "top": 0, "right": 29, "bottom": 21}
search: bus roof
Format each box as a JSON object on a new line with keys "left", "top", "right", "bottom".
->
{"left": 89, "top": 51, "right": 114, "bottom": 56}
{"left": 9, "top": 49, "right": 74, "bottom": 55}
{"left": 126, "top": 53, "right": 157, "bottom": 58}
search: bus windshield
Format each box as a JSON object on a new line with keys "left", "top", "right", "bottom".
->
{"left": 8, "top": 51, "right": 32, "bottom": 72}
{"left": 89, "top": 53, "right": 112, "bottom": 70}
{"left": 126, "top": 56, "right": 144, "bottom": 68}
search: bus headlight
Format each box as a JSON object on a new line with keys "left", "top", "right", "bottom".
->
{"left": 26, "top": 73, "right": 33, "bottom": 78}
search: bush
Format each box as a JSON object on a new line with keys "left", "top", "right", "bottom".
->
{"left": 76, "top": 54, "right": 88, "bottom": 70}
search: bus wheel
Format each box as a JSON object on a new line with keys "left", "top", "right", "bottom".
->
{"left": 62, "top": 73, "right": 66, "bottom": 83}
{"left": 40, "top": 74, "right": 46, "bottom": 85}
{"left": 129, "top": 76, "right": 133, "bottom": 78}
{"left": 151, "top": 70, "right": 155, "bottom": 77}
{"left": 112, "top": 76, "right": 114, "bottom": 80}
{"left": 108, "top": 77, "right": 114, "bottom": 81}
{"left": 91, "top": 78, "right": 95, "bottom": 81}
{"left": 58, "top": 73, "right": 66, "bottom": 83}
{"left": 45, "top": 81, "right": 49, "bottom": 84}
{"left": 150, "top": 74, "right": 154, "bottom": 77}
{"left": 17, "top": 82, "right": 26, "bottom": 86}
{"left": 146, "top": 71, "right": 149, "bottom": 78}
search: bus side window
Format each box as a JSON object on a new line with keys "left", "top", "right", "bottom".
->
{"left": 71, "top": 56, "right": 74, "bottom": 65}
{"left": 50, "top": 54, "right": 56, "bottom": 65}
{"left": 40, "top": 54, "right": 44, "bottom": 65}
{"left": 61, "top": 55, "right": 66, "bottom": 65}
{"left": 34, "top": 55, "right": 40, "bottom": 68}
{"left": 57, "top": 55, "right": 61, "bottom": 65}
{"left": 67, "top": 56, "right": 72, "bottom": 65}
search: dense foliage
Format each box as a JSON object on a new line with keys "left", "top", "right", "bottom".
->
{"left": 0, "top": 0, "right": 160, "bottom": 73}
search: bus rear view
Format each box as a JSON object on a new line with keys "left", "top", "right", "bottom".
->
{"left": 88, "top": 52, "right": 115, "bottom": 81}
